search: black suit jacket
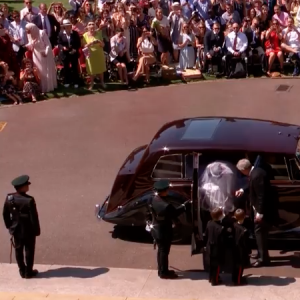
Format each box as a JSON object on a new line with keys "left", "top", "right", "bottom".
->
{"left": 243, "top": 28, "right": 262, "bottom": 49}
{"left": 33, "top": 14, "right": 60, "bottom": 47}
{"left": 204, "top": 30, "right": 225, "bottom": 55}
{"left": 3, "top": 192, "right": 41, "bottom": 238}
{"left": 57, "top": 30, "right": 81, "bottom": 60}
{"left": 249, "top": 167, "right": 271, "bottom": 216}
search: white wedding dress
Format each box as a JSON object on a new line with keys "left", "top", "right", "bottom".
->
{"left": 199, "top": 161, "right": 236, "bottom": 214}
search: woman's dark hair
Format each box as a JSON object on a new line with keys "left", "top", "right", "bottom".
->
{"left": 101, "top": 9, "right": 110, "bottom": 17}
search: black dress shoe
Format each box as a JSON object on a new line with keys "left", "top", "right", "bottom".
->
{"left": 19, "top": 270, "right": 25, "bottom": 279}
{"left": 25, "top": 269, "right": 39, "bottom": 279}
{"left": 167, "top": 270, "right": 176, "bottom": 275}
{"left": 159, "top": 273, "right": 178, "bottom": 279}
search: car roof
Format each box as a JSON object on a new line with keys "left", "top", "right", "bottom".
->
{"left": 147, "top": 117, "right": 300, "bottom": 155}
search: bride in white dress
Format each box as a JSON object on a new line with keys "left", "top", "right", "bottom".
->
{"left": 199, "top": 161, "right": 237, "bottom": 215}
{"left": 25, "top": 23, "right": 57, "bottom": 93}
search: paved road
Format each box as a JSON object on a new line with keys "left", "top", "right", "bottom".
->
{"left": 1, "top": 79, "right": 300, "bottom": 278}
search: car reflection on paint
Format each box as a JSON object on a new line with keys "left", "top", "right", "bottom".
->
{"left": 95, "top": 117, "right": 300, "bottom": 241}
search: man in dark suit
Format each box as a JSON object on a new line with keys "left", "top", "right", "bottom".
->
{"left": 58, "top": 19, "right": 81, "bottom": 88}
{"left": 204, "top": 22, "right": 225, "bottom": 75}
{"left": 242, "top": 17, "right": 266, "bottom": 73}
{"left": 32, "top": 3, "right": 60, "bottom": 48}
{"left": 3, "top": 175, "right": 41, "bottom": 278}
{"left": 235, "top": 159, "right": 271, "bottom": 267}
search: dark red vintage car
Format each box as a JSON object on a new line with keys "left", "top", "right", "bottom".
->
{"left": 95, "top": 116, "right": 300, "bottom": 240}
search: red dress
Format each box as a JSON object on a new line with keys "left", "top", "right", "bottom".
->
{"left": 265, "top": 31, "right": 281, "bottom": 56}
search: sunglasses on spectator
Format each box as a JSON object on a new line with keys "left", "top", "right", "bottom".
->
{"left": 233, "top": 26, "right": 239, "bottom": 29}
{"left": 214, "top": 27, "right": 220, "bottom": 29}
{"left": 54, "top": 6, "right": 60, "bottom": 8}
{"left": 12, "top": 15, "right": 20, "bottom": 18}
{"left": 25, "top": 1, "right": 32, "bottom": 4}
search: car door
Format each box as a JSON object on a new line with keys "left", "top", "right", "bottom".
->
{"left": 256, "top": 153, "right": 300, "bottom": 239}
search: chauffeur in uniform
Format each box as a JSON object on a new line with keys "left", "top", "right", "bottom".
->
{"left": 147, "top": 179, "right": 190, "bottom": 279}
{"left": 2, "top": 175, "right": 40, "bottom": 278}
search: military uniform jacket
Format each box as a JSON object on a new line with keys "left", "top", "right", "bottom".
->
{"left": 147, "top": 195, "right": 185, "bottom": 241}
{"left": 204, "top": 220, "right": 226, "bottom": 264}
{"left": 232, "top": 222, "right": 251, "bottom": 266}
{"left": 2, "top": 193, "right": 41, "bottom": 238}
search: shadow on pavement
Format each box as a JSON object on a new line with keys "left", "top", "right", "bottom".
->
{"left": 111, "top": 225, "right": 190, "bottom": 245}
{"left": 267, "top": 254, "right": 300, "bottom": 268}
{"left": 111, "top": 225, "right": 153, "bottom": 244}
{"left": 176, "top": 270, "right": 207, "bottom": 281}
{"left": 173, "top": 270, "right": 296, "bottom": 286}
{"left": 246, "top": 275, "right": 296, "bottom": 286}
{"left": 37, "top": 267, "right": 109, "bottom": 278}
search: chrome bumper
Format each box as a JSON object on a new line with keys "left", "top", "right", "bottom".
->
{"left": 95, "top": 195, "right": 109, "bottom": 220}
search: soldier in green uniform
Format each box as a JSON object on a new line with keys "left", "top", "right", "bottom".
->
{"left": 2, "top": 175, "right": 40, "bottom": 279}
{"left": 147, "top": 179, "right": 191, "bottom": 279}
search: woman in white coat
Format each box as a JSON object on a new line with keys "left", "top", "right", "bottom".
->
{"left": 25, "top": 23, "right": 57, "bottom": 93}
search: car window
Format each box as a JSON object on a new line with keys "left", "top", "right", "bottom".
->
{"left": 151, "top": 154, "right": 183, "bottom": 179}
{"left": 184, "top": 151, "right": 246, "bottom": 179}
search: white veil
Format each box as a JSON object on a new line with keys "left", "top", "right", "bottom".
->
{"left": 198, "top": 161, "right": 237, "bottom": 214}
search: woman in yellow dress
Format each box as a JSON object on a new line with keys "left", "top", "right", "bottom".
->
{"left": 82, "top": 21, "right": 106, "bottom": 89}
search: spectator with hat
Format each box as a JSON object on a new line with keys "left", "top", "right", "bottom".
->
{"left": 58, "top": 19, "right": 81, "bottom": 87}
{"left": 82, "top": 21, "right": 107, "bottom": 89}
{"left": 2, "top": 175, "right": 41, "bottom": 279}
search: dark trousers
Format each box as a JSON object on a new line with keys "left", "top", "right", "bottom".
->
{"left": 62, "top": 53, "right": 79, "bottom": 85}
{"left": 209, "top": 261, "right": 221, "bottom": 285}
{"left": 14, "top": 236, "right": 36, "bottom": 274}
{"left": 14, "top": 46, "right": 26, "bottom": 66}
{"left": 232, "top": 265, "right": 244, "bottom": 284}
{"left": 288, "top": 52, "right": 300, "bottom": 67}
{"left": 248, "top": 46, "right": 265, "bottom": 70}
{"left": 255, "top": 220, "right": 269, "bottom": 262}
{"left": 204, "top": 51, "right": 223, "bottom": 73}
{"left": 225, "top": 52, "right": 247, "bottom": 76}
{"left": 156, "top": 239, "right": 171, "bottom": 276}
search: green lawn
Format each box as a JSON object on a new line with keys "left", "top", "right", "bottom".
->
{"left": 1, "top": 0, "right": 70, "bottom": 13}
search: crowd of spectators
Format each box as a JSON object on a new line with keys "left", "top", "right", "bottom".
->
{"left": 1, "top": 0, "right": 300, "bottom": 104}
